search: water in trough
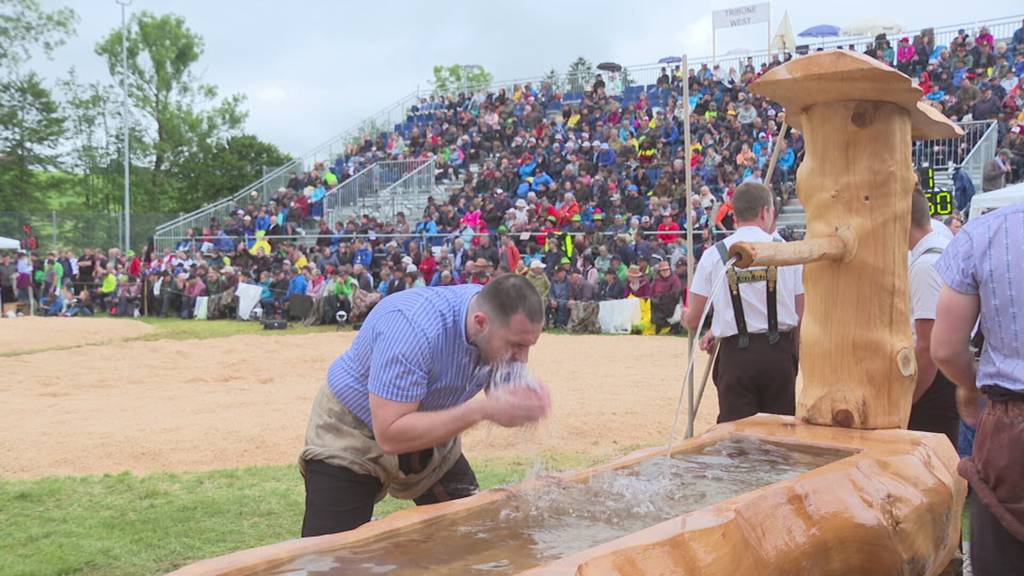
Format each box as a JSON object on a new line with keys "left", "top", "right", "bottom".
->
{"left": 267, "top": 437, "right": 851, "bottom": 575}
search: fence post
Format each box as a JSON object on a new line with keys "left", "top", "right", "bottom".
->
{"left": 51, "top": 210, "right": 57, "bottom": 249}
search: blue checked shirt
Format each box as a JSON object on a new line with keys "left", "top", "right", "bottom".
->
{"left": 327, "top": 284, "right": 491, "bottom": 427}
{"left": 936, "top": 203, "right": 1024, "bottom": 392}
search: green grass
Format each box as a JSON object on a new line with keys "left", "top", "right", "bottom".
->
{"left": 0, "top": 458, "right": 542, "bottom": 576}
{"left": 133, "top": 317, "right": 343, "bottom": 341}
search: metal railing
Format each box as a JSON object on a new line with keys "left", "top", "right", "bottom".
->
{"left": 323, "top": 163, "right": 377, "bottom": 227}
{"left": 152, "top": 92, "right": 423, "bottom": 242}
{"left": 324, "top": 159, "right": 434, "bottom": 226}
{"left": 911, "top": 119, "right": 998, "bottom": 194}
{"left": 374, "top": 158, "right": 436, "bottom": 223}
{"left": 913, "top": 120, "right": 995, "bottom": 172}
{"left": 959, "top": 120, "right": 1000, "bottom": 193}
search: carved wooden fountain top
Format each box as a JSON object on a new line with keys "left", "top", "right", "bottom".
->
{"left": 731, "top": 50, "right": 963, "bottom": 430}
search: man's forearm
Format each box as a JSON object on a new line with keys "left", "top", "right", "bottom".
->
{"left": 913, "top": 342, "right": 939, "bottom": 403}
{"left": 374, "top": 400, "right": 485, "bottom": 454}
{"left": 934, "top": 348, "right": 976, "bottom": 391}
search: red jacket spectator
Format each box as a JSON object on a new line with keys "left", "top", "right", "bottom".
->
{"left": 418, "top": 254, "right": 437, "bottom": 285}
{"left": 500, "top": 238, "right": 521, "bottom": 271}
{"left": 657, "top": 217, "right": 681, "bottom": 243}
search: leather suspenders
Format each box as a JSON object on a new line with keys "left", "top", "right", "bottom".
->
{"left": 715, "top": 240, "right": 780, "bottom": 349}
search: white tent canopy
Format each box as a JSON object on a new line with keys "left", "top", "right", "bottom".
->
{"left": 843, "top": 17, "right": 904, "bottom": 38}
{"left": 0, "top": 236, "right": 19, "bottom": 250}
{"left": 970, "top": 183, "right": 1024, "bottom": 220}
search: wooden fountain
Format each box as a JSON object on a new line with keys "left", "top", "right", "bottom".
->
{"left": 169, "top": 52, "right": 967, "bottom": 576}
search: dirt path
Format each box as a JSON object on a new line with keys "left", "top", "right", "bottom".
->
{"left": 0, "top": 317, "right": 153, "bottom": 355}
{"left": 0, "top": 331, "right": 719, "bottom": 478}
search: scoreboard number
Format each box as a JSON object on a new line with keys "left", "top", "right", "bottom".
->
{"left": 926, "top": 190, "right": 954, "bottom": 216}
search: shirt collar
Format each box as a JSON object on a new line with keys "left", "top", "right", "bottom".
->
{"left": 910, "top": 228, "right": 949, "bottom": 262}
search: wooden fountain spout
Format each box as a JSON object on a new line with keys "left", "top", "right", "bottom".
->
{"left": 737, "top": 51, "right": 963, "bottom": 430}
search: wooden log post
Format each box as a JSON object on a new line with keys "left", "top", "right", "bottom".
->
{"left": 742, "top": 51, "right": 964, "bottom": 430}
{"left": 796, "top": 100, "right": 918, "bottom": 429}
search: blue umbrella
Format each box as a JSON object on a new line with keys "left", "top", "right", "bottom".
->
{"left": 658, "top": 56, "right": 682, "bottom": 64}
{"left": 798, "top": 24, "right": 841, "bottom": 38}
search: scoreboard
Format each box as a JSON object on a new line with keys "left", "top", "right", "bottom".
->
{"left": 918, "top": 167, "right": 955, "bottom": 217}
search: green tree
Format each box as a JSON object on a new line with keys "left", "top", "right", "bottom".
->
{"left": 57, "top": 68, "right": 125, "bottom": 211}
{"left": 431, "top": 64, "right": 493, "bottom": 96}
{"left": 95, "top": 11, "right": 248, "bottom": 212}
{"left": 0, "top": 0, "right": 77, "bottom": 70}
{"left": 566, "top": 57, "right": 594, "bottom": 94}
{"left": 0, "top": 0, "right": 77, "bottom": 210}
{"left": 174, "top": 134, "right": 290, "bottom": 209}
{"left": 0, "top": 72, "right": 64, "bottom": 210}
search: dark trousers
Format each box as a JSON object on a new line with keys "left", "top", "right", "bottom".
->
{"left": 971, "top": 491, "right": 1024, "bottom": 575}
{"left": 301, "top": 450, "right": 479, "bottom": 537}
{"left": 548, "top": 301, "right": 568, "bottom": 328}
{"left": 712, "top": 331, "right": 797, "bottom": 423}
{"left": 908, "top": 371, "right": 959, "bottom": 447}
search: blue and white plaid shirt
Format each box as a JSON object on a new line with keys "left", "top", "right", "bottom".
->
{"left": 327, "top": 284, "right": 491, "bottom": 427}
{"left": 936, "top": 203, "right": 1024, "bottom": 392}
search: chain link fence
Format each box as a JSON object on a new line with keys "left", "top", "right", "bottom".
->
{"left": 0, "top": 212, "right": 175, "bottom": 252}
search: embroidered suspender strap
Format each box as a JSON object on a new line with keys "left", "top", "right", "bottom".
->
{"left": 911, "top": 246, "right": 945, "bottom": 267}
{"left": 766, "top": 265, "right": 779, "bottom": 344}
{"left": 725, "top": 266, "right": 750, "bottom": 349}
{"left": 717, "top": 240, "right": 751, "bottom": 348}
{"left": 714, "top": 241, "right": 730, "bottom": 265}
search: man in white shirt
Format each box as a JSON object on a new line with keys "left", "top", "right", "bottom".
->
{"left": 907, "top": 190, "right": 958, "bottom": 446}
{"left": 683, "top": 182, "right": 804, "bottom": 422}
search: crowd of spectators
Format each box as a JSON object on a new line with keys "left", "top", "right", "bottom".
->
{"left": 3, "top": 20, "right": 1023, "bottom": 330}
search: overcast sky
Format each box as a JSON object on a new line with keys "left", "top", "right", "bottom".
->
{"left": 35, "top": 1, "right": 1023, "bottom": 155}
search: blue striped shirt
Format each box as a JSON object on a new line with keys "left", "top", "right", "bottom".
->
{"left": 326, "top": 284, "right": 490, "bottom": 427}
{"left": 935, "top": 203, "right": 1024, "bottom": 392}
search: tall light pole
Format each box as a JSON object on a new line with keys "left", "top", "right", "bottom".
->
{"left": 117, "top": 0, "right": 131, "bottom": 252}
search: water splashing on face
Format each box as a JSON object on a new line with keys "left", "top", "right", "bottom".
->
{"left": 488, "top": 359, "right": 551, "bottom": 478}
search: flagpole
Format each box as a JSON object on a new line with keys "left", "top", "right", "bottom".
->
{"left": 683, "top": 53, "right": 695, "bottom": 439}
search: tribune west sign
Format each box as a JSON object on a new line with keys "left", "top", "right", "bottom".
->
{"left": 712, "top": 2, "right": 771, "bottom": 30}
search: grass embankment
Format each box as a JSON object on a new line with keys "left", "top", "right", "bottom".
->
{"left": 0, "top": 459, "right": 551, "bottom": 576}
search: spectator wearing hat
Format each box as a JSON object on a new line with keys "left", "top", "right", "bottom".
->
{"left": 405, "top": 264, "right": 425, "bottom": 289}
{"left": 973, "top": 85, "right": 1001, "bottom": 121}
{"left": 650, "top": 260, "right": 683, "bottom": 334}
{"left": 470, "top": 258, "right": 492, "bottom": 286}
{"left": 624, "top": 264, "right": 651, "bottom": 298}
{"left": 526, "top": 259, "right": 550, "bottom": 303}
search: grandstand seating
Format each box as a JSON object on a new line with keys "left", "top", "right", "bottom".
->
{"left": 153, "top": 14, "right": 1024, "bottom": 249}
